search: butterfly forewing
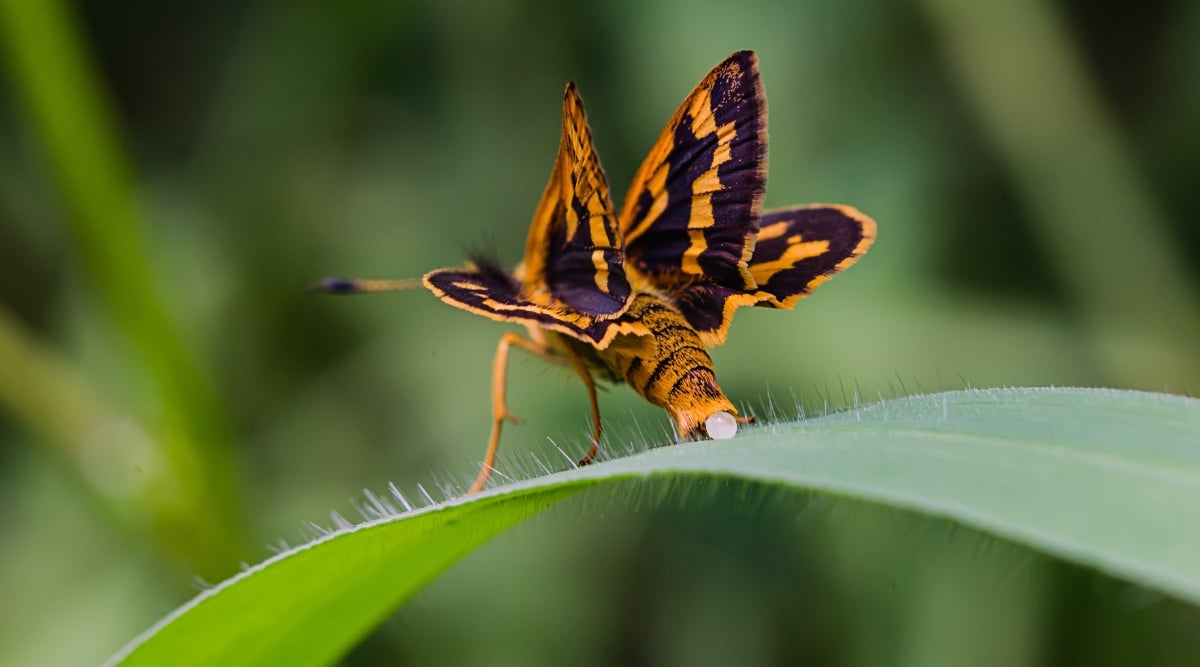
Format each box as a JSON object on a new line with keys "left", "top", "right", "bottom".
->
{"left": 619, "top": 50, "right": 766, "bottom": 292}
{"left": 521, "top": 83, "right": 632, "bottom": 319}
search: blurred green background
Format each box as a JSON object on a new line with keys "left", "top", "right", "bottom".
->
{"left": 1, "top": 0, "right": 1198, "bottom": 665}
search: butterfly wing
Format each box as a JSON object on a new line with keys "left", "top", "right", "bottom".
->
{"left": 520, "top": 83, "right": 633, "bottom": 319}
{"left": 424, "top": 262, "right": 649, "bottom": 350}
{"left": 618, "top": 50, "right": 767, "bottom": 293}
{"left": 425, "top": 83, "right": 648, "bottom": 350}
{"left": 650, "top": 205, "right": 875, "bottom": 346}
{"left": 748, "top": 204, "right": 876, "bottom": 309}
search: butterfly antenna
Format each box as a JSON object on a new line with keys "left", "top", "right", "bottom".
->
{"left": 308, "top": 277, "right": 422, "bottom": 294}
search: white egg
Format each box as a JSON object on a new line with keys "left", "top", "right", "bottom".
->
{"left": 705, "top": 411, "right": 738, "bottom": 440}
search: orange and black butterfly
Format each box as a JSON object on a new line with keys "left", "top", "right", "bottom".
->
{"left": 315, "top": 51, "right": 875, "bottom": 494}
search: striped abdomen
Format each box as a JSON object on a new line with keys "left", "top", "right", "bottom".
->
{"left": 594, "top": 293, "right": 736, "bottom": 437}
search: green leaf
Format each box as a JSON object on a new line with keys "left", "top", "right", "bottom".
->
{"left": 106, "top": 387, "right": 1200, "bottom": 667}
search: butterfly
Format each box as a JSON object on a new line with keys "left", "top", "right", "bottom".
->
{"left": 315, "top": 51, "right": 876, "bottom": 494}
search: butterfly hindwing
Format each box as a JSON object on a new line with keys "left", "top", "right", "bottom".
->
{"left": 424, "top": 263, "right": 648, "bottom": 350}
{"left": 619, "top": 50, "right": 766, "bottom": 292}
{"left": 748, "top": 205, "right": 876, "bottom": 309}
{"left": 521, "top": 83, "right": 632, "bottom": 319}
{"left": 655, "top": 205, "right": 876, "bottom": 347}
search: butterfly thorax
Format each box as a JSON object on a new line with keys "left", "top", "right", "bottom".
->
{"left": 566, "top": 291, "right": 737, "bottom": 439}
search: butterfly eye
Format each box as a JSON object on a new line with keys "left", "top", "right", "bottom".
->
{"left": 704, "top": 411, "right": 738, "bottom": 440}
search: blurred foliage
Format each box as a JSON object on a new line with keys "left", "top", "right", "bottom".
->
{"left": 0, "top": 0, "right": 1197, "bottom": 665}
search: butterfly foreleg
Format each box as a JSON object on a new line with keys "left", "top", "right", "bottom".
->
{"left": 469, "top": 331, "right": 557, "bottom": 494}
{"left": 561, "top": 344, "right": 603, "bottom": 467}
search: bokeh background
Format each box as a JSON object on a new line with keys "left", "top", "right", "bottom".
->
{"left": 2, "top": 1, "right": 1198, "bottom": 665}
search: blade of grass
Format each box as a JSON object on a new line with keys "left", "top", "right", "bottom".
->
{"left": 108, "top": 388, "right": 1200, "bottom": 667}
{"left": 0, "top": 0, "right": 243, "bottom": 575}
{"left": 0, "top": 306, "right": 188, "bottom": 528}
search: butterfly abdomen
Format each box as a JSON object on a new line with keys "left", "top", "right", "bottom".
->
{"left": 598, "top": 293, "right": 736, "bottom": 438}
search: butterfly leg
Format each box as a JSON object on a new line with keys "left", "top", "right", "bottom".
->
{"left": 735, "top": 415, "right": 756, "bottom": 425}
{"left": 562, "top": 345, "right": 602, "bottom": 466}
{"left": 468, "top": 331, "right": 555, "bottom": 495}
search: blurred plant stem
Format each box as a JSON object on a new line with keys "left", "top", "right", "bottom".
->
{"left": 0, "top": 307, "right": 198, "bottom": 558}
{"left": 920, "top": 0, "right": 1200, "bottom": 386}
{"left": 0, "top": 0, "right": 244, "bottom": 577}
